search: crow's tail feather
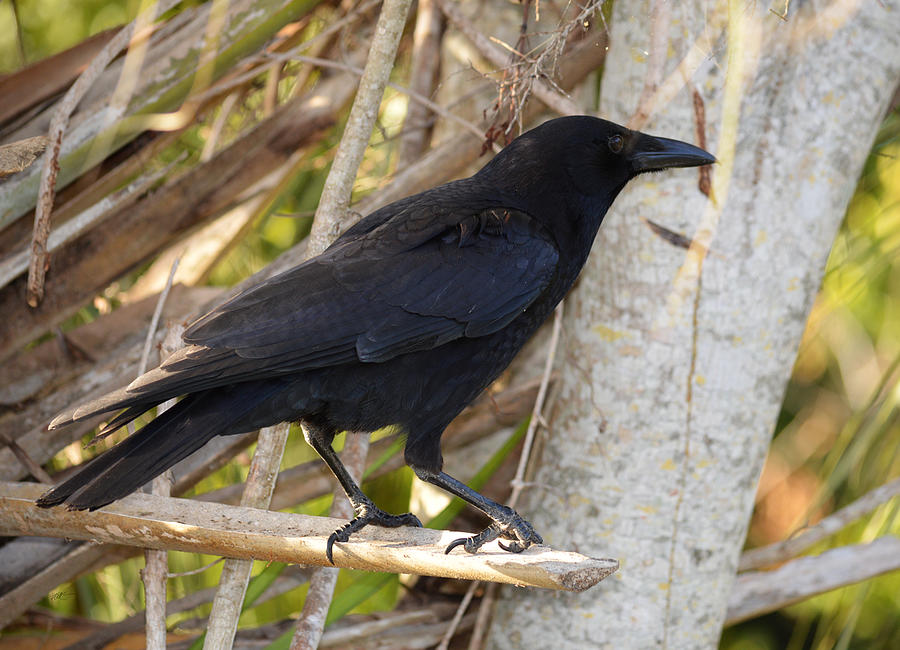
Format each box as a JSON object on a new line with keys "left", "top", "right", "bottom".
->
{"left": 36, "top": 383, "right": 283, "bottom": 511}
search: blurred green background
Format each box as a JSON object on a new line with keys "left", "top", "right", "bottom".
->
{"left": 0, "top": 0, "right": 144, "bottom": 72}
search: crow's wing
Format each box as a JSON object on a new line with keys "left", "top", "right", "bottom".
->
{"left": 184, "top": 205, "right": 558, "bottom": 364}
{"left": 55, "top": 206, "right": 559, "bottom": 425}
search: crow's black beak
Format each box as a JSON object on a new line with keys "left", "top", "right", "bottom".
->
{"left": 629, "top": 133, "right": 716, "bottom": 173}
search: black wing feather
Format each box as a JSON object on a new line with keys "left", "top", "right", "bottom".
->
{"left": 184, "top": 206, "right": 558, "bottom": 368}
{"left": 52, "top": 205, "right": 558, "bottom": 427}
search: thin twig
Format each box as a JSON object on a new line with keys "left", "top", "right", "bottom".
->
{"left": 317, "top": 607, "right": 459, "bottom": 648}
{"left": 453, "top": 304, "right": 565, "bottom": 649}
{"left": 397, "top": 0, "right": 444, "bottom": 168}
{"left": 140, "top": 262, "right": 182, "bottom": 650}
{"left": 436, "top": 580, "right": 478, "bottom": 650}
{"left": 263, "top": 61, "right": 282, "bottom": 116}
{"left": 434, "top": 0, "right": 583, "bottom": 117}
{"left": 267, "top": 52, "right": 495, "bottom": 149}
{"left": 739, "top": 476, "right": 900, "bottom": 571}
{"left": 138, "top": 256, "right": 182, "bottom": 376}
{"left": 205, "top": 422, "right": 291, "bottom": 648}
{"left": 26, "top": 0, "right": 180, "bottom": 307}
{"left": 9, "top": 0, "right": 26, "bottom": 66}
{"left": 467, "top": 581, "right": 497, "bottom": 650}
{"left": 291, "top": 2, "right": 412, "bottom": 645}
{"left": 0, "top": 431, "right": 53, "bottom": 483}
{"left": 510, "top": 303, "right": 563, "bottom": 509}
{"left": 167, "top": 557, "right": 223, "bottom": 578}
{"left": 200, "top": 91, "right": 241, "bottom": 162}
{"left": 284, "top": 0, "right": 383, "bottom": 62}
{"left": 306, "top": 0, "right": 413, "bottom": 254}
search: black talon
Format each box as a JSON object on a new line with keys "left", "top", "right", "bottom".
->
{"left": 445, "top": 523, "right": 502, "bottom": 554}
{"left": 444, "top": 537, "right": 468, "bottom": 555}
{"left": 325, "top": 497, "right": 421, "bottom": 564}
{"left": 412, "top": 468, "right": 544, "bottom": 556}
{"left": 443, "top": 515, "right": 542, "bottom": 555}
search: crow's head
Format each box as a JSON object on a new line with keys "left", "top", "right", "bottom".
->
{"left": 475, "top": 115, "right": 714, "bottom": 248}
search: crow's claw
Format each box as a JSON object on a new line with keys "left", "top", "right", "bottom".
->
{"left": 498, "top": 540, "right": 527, "bottom": 553}
{"left": 326, "top": 498, "right": 421, "bottom": 564}
{"left": 444, "top": 512, "right": 542, "bottom": 555}
{"left": 443, "top": 536, "right": 472, "bottom": 555}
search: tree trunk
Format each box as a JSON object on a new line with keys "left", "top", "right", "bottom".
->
{"left": 489, "top": 2, "right": 900, "bottom": 649}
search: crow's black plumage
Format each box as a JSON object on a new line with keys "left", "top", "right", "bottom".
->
{"left": 37, "top": 116, "right": 714, "bottom": 560}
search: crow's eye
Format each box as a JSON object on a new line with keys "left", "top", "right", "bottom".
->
{"left": 608, "top": 135, "right": 624, "bottom": 154}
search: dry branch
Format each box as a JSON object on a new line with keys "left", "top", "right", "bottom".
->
{"left": 307, "top": 0, "right": 412, "bottom": 254}
{"left": 60, "top": 571, "right": 310, "bottom": 650}
{"left": 434, "top": 0, "right": 584, "bottom": 117}
{"left": 292, "top": 3, "right": 413, "bottom": 645}
{"left": 0, "top": 30, "right": 116, "bottom": 126}
{"left": 27, "top": 0, "right": 178, "bottom": 308}
{"left": 739, "top": 476, "right": 900, "bottom": 571}
{"left": 141, "top": 299, "right": 182, "bottom": 648}
{"left": 0, "top": 70, "right": 356, "bottom": 360}
{"left": 320, "top": 608, "right": 475, "bottom": 649}
{"left": 0, "top": 541, "right": 135, "bottom": 630}
{"left": 0, "top": 0, "right": 320, "bottom": 230}
{"left": 397, "top": 0, "right": 445, "bottom": 168}
{"left": 205, "top": 422, "right": 291, "bottom": 648}
{"left": 726, "top": 536, "right": 900, "bottom": 625}
{"left": 0, "top": 430, "right": 51, "bottom": 483}
{"left": 0, "top": 482, "right": 618, "bottom": 593}
{"left": 0, "top": 285, "right": 220, "bottom": 480}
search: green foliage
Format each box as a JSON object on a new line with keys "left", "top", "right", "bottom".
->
{"left": 0, "top": 0, "right": 138, "bottom": 73}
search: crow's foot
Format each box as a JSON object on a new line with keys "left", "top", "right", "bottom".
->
{"left": 326, "top": 497, "right": 422, "bottom": 564}
{"left": 444, "top": 511, "right": 542, "bottom": 555}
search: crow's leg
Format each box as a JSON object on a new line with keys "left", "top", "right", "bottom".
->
{"left": 411, "top": 466, "right": 542, "bottom": 554}
{"left": 302, "top": 423, "right": 422, "bottom": 563}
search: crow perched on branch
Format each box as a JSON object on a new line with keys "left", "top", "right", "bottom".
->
{"left": 38, "top": 116, "right": 714, "bottom": 562}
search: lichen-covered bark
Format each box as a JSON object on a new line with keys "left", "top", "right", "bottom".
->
{"left": 489, "top": 2, "right": 900, "bottom": 648}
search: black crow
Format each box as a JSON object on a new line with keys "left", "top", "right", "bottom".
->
{"left": 37, "top": 116, "right": 714, "bottom": 561}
